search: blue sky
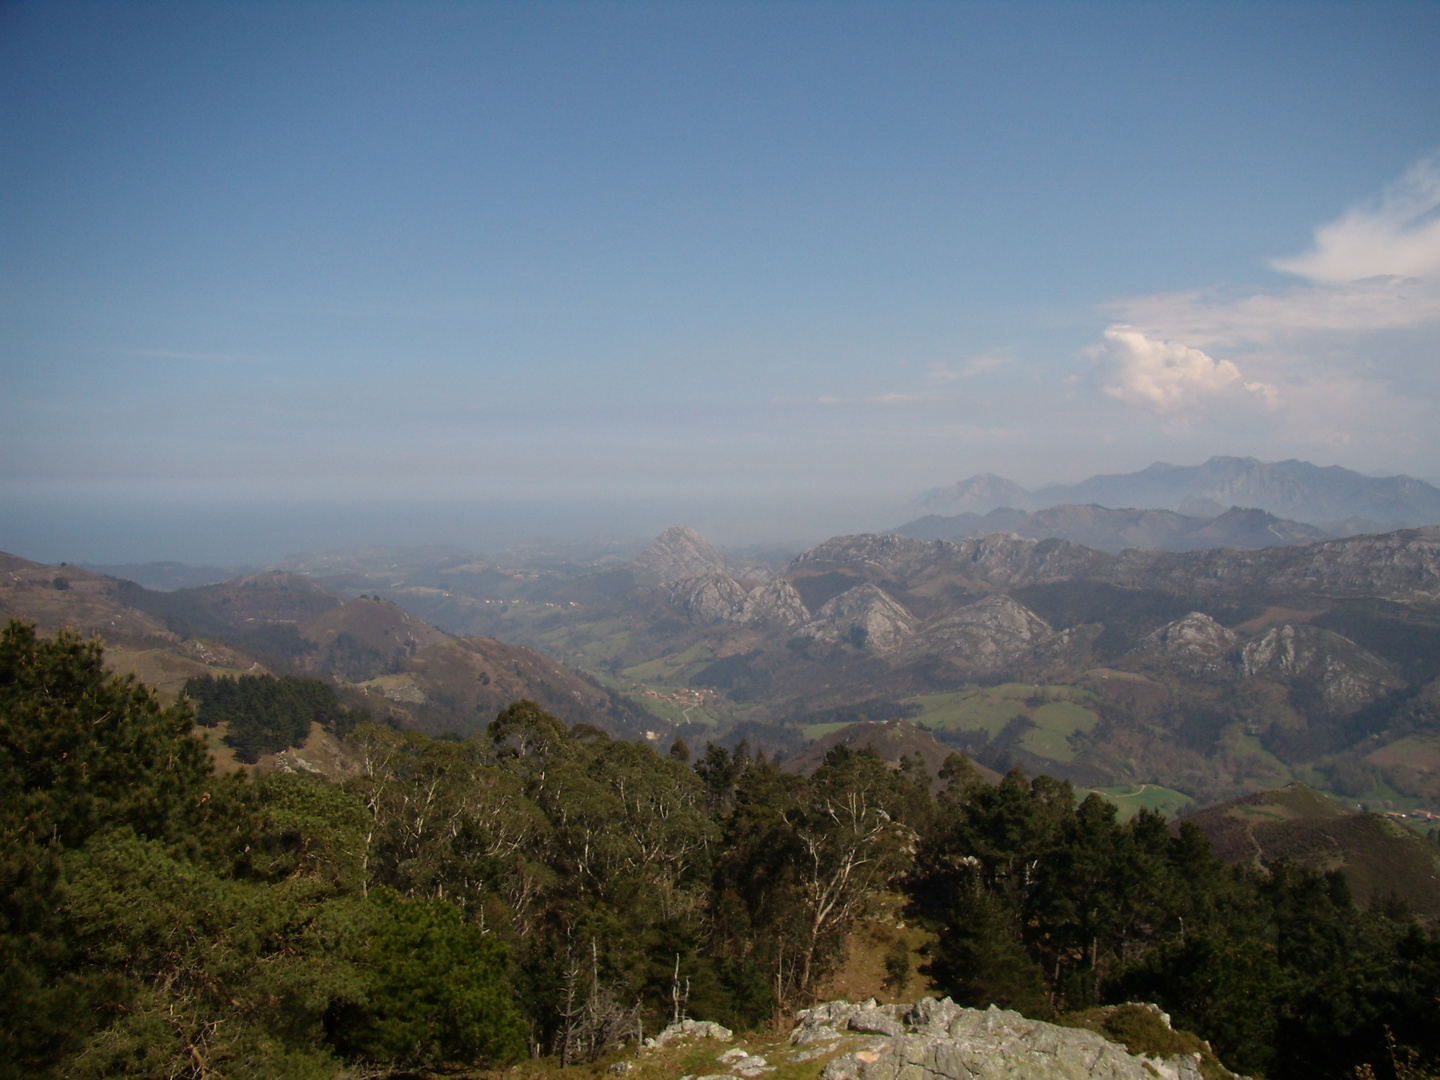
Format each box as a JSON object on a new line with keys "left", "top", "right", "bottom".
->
{"left": 3, "top": 1, "right": 1439, "bottom": 562}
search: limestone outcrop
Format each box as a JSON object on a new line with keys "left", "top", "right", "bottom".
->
{"left": 666, "top": 572, "right": 809, "bottom": 628}
{"left": 1132, "top": 612, "right": 1240, "bottom": 676}
{"left": 801, "top": 583, "right": 917, "bottom": 653}
{"left": 1239, "top": 623, "right": 1403, "bottom": 713}
{"left": 792, "top": 998, "right": 1205, "bottom": 1080}
{"left": 904, "top": 596, "right": 1057, "bottom": 671}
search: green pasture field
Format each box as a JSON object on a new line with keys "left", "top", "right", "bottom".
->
{"left": 904, "top": 683, "right": 1101, "bottom": 763}
{"left": 623, "top": 642, "right": 717, "bottom": 685}
{"left": 1091, "top": 784, "right": 1195, "bottom": 821}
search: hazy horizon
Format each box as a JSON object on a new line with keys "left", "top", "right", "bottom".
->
{"left": 5, "top": 3, "right": 1439, "bottom": 565}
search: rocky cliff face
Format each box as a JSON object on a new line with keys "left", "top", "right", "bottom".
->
{"left": 1132, "top": 612, "right": 1240, "bottom": 676}
{"left": 805, "top": 527, "right": 1440, "bottom": 604}
{"left": 1110, "top": 527, "right": 1440, "bottom": 602}
{"left": 802, "top": 583, "right": 917, "bottom": 653}
{"left": 1240, "top": 624, "right": 1403, "bottom": 714}
{"left": 633, "top": 526, "right": 732, "bottom": 587}
{"left": 904, "top": 596, "right": 1058, "bottom": 672}
{"left": 666, "top": 572, "right": 809, "bottom": 628}
{"left": 792, "top": 533, "right": 1113, "bottom": 590}
{"left": 667, "top": 571, "right": 753, "bottom": 624}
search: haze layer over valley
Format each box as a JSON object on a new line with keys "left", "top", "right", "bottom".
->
{"left": 14, "top": 454, "right": 1440, "bottom": 833}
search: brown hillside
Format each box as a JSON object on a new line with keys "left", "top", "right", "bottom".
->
{"left": 171, "top": 572, "right": 341, "bottom": 630}
{"left": 1181, "top": 782, "right": 1440, "bottom": 919}
{"left": 298, "top": 596, "right": 451, "bottom": 678}
{"left": 0, "top": 553, "right": 265, "bottom": 695}
{"left": 348, "top": 635, "right": 648, "bottom": 739}
{"left": 0, "top": 557, "right": 172, "bottom": 639}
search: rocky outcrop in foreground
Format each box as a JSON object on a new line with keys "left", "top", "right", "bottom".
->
{"left": 646, "top": 998, "right": 1216, "bottom": 1080}
{"left": 795, "top": 998, "right": 1205, "bottom": 1080}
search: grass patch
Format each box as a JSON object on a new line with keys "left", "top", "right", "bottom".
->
{"left": 1021, "top": 701, "right": 1101, "bottom": 762}
{"left": 1092, "top": 784, "right": 1195, "bottom": 821}
{"left": 906, "top": 684, "right": 1101, "bottom": 763}
{"left": 1059, "top": 1004, "right": 1238, "bottom": 1080}
{"left": 623, "top": 642, "right": 717, "bottom": 685}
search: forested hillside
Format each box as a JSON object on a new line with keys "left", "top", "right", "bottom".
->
{"left": 3, "top": 621, "right": 1438, "bottom": 1080}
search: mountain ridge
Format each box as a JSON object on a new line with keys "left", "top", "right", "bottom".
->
{"left": 914, "top": 456, "right": 1440, "bottom": 531}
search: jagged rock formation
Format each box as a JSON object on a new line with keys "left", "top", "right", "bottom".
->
{"left": 666, "top": 572, "right": 809, "bottom": 627}
{"left": 667, "top": 571, "right": 753, "bottom": 624}
{"left": 802, "top": 583, "right": 917, "bottom": 653}
{"left": 1240, "top": 624, "right": 1403, "bottom": 714}
{"left": 741, "top": 578, "right": 809, "bottom": 626}
{"left": 795, "top": 527, "right": 1440, "bottom": 604}
{"left": 632, "top": 526, "right": 732, "bottom": 587}
{"left": 642, "top": 1017, "right": 734, "bottom": 1049}
{"left": 905, "top": 596, "right": 1057, "bottom": 671}
{"left": 1132, "top": 612, "right": 1240, "bottom": 676}
{"left": 793, "top": 998, "right": 1205, "bottom": 1080}
{"left": 1108, "top": 527, "right": 1440, "bottom": 603}
{"left": 793, "top": 533, "right": 1113, "bottom": 589}
{"left": 793, "top": 534, "right": 958, "bottom": 579}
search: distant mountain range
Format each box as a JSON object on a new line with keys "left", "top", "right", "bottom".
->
{"left": 912, "top": 456, "right": 1440, "bottom": 533}
{"left": 894, "top": 504, "right": 1329, "bottom": 553}
{"left": 9, "top": 514, "right": 1440, "bottom": 854}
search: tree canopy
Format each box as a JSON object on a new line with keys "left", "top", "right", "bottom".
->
{"left": 3, "top": 619, "right": 1438, "bottom": 1080}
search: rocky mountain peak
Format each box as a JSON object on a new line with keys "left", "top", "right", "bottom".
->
{"left": 632, "top": 525, "right": 729, "bottom": 586}
{"left": 904, "top": 595, "right": 1057, "bottom": 671}
{"left": 1240, "top": 623, "right": 1403, "bottom": 713}
{"left": 1133, "top": 612, "right": 1239, "bottom": 676}
{"left": 911, "top": 473, "right": 1038, "bottom": 517}
{"left": 801, "top": 582, "right": 916, "bottom": 653}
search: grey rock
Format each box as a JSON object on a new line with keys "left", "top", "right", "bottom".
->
{"left": 668, "top": 572, "right": 809, "bottom": 628}
{"left": 903, "top": 595, "right": 1056, "bottom": 671}
{"left": 1132, "top": 612, "right": 1240, "bottom": 675}
{"left": 798, "top": 999, "right": 1207, "bottom": 1080}
{"left": 740, "top": 578, "right": 809, "bottom": 627}
{"left": 848, "top": 1007, "right": 905, "bottom": 1037}
{"left": 802, "top": 583, "right": 916, "bottom": 653}
{"left": 904, "top": 997, "right": 964, "bottom": 1034}
{"left": 634, "top": 526, "right": 731, "bottom": 587}
{"left": 1240, "top": 623, "right": 1404, "bottom": 713}
{"left": 667, "top": 571, "right": 751, "bottom": 624}
{"left": 793, "top": 524, "right": 1440, "bottom": 605}
{"left": 644, "top": 1017, "right": 734, "bottom": 1048}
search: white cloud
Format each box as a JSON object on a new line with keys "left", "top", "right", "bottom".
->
{"left": 1106, "top": 154, "right": 1440, "bottom": 350}
{"left": 1111, "top": 275, "right": 1440, "bottom": 347}
{"left": 925, "top": 355, "right": 1005, "bottom": 383}
{"left": 1096, "top": 325, "right": 1277, "bottom": 412}
{"left": 874, "top": 392, "right": 924, "bottom": 404}
{"left": 1090, "top": 153, "right": 1440, "bottom": 456}
{"left": 1272, "top": 154, "right": 1440, "bottom": 284}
